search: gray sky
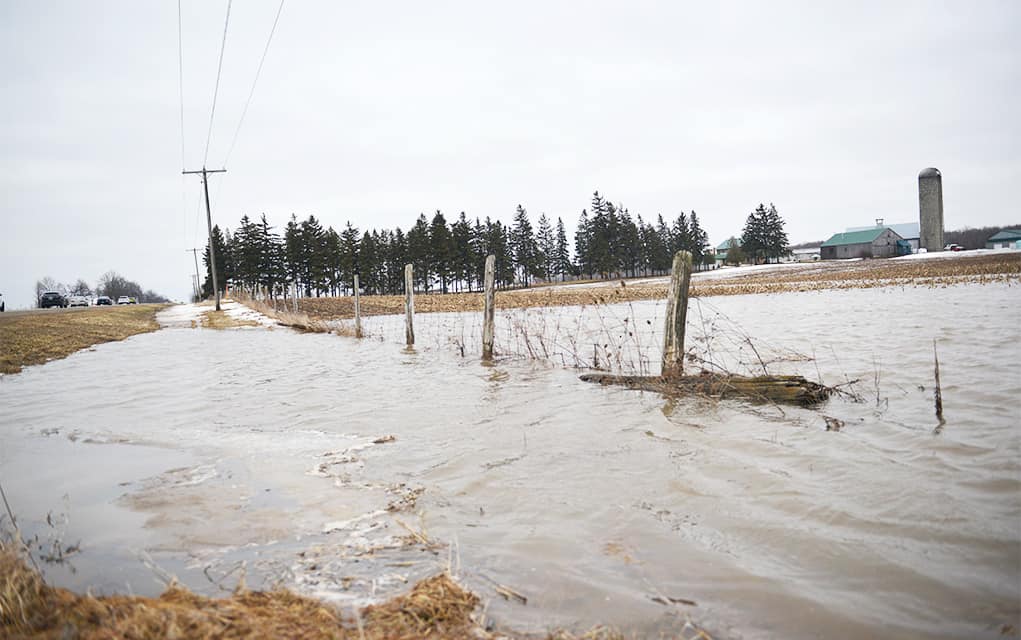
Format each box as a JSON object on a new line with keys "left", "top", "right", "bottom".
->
{"left": 2, "top": 1, "right": 1019, "bottom": 309}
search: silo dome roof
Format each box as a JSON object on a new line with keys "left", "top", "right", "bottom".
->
{"left": 919, "top": 167, "right": 941, "bottom": 178}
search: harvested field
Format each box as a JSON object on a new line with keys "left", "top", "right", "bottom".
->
{"left": 293, "top": 252, "right": 1021, "bottom": 321}
{"left": 0, "top": 304, "right": 169, "bottom": 374}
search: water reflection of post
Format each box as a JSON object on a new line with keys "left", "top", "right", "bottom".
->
{"left": 353, "top": 274, "right": 362, "bottom": 339}
{"left": 482, "top": 255, "right": 496, "bottom": 360}
{"left": 662, "top": 250, "right": 692, "bottom": 379}
{"left": 404, "top": 264, "right": 415, "bottom": 346}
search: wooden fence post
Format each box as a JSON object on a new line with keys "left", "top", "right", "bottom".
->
{"left": 661, "top": 250, "right": 693, "bottom": 378}
{"left": 353, "top": 274, "right": 363, "bottom": 339}
{"left": 404, "top": 264, "right": 415, "bottom": 346}
{"left": 482, "top": 255, "right": 496, "bottom": 360}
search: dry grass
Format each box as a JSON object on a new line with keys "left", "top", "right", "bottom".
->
{"left": 294, "top": 253, "right": 1021, "bottom": 321}
{"left": 199, "top": 310, "right": 262, "bottom": 330}
{"left": 0, "top": 545, "right": 484, "bottom": 640}
{"left": 0, "top": 305, "right": 169, "bottom": 375}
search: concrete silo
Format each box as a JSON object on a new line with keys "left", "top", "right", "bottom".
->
{"left": 918, "top": 168, "right": 944, "bottom": 251}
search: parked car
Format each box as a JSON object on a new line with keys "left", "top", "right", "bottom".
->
{"left": 0, "top": 292, "right": 4, "bottom": 312}
{"left": 67, "top": 295, "right": 89, "bottom": 307}
{"left": 95, "top": 296, "right": 113, "bottom": 306}
{"left": 116, "top": 296, "right": 131, "bottom": 305}
{"left": 944, "top": 243, "right": 964, "bottom": 251}
{"left": 40, "top": 291, "right": 67, "bottom": 308}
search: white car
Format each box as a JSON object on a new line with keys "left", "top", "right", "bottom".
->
{"left": 67, "top": 295, "right": 89, "bottom": 307}
{"left": 117, "top": 296, "right": 131, "bottom": 305}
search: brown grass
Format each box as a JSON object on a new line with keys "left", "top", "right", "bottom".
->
{"left": 0, "top": 305, "right": 169, "bottom": 375}
{"left": 199, "top": 310, "right": 263, "bottom": 330}
{"left": 0, "top": 545, "right": 484, "bottom": 639}
{"left": 295, "top": 253, "right": 1021, "bottom": 321}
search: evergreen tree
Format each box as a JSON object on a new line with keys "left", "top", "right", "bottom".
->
{"left": 510, "top": 205, "right": 540, "bottom": 286}
{"left": 301, "top": 215, "right": 328, "bottom": 296}
{"left": 407, "top": 214, "right": 431, "bottom": 292}
{"left": 535, "top": 213, "right": 555, "bottom": 282}
{"left": 339, "top": 222, "right": 360, "bottom": 292}
{"left": 741, "top": 204, "right": 769, "bottom": 264}
{"left": 429, "top": 211, "right": 454, "bottom": 293}
{"left": 764, "top": 203, "right": 790, "bottom": 262}
{"left": 451, "top": 212, "right": 475, "bottom": 292}
{"left": 554, "top": 217, "right": 572, "bottom": 281}
{"left": 201, "top": 225, "right": 229, "bottom": 299}
{"left": 689, "top": 211, "right": 709, "bottom": 271}
{"left": 574, "top": 209, "right": 591, "bottom": 278}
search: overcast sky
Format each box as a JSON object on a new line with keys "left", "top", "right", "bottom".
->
{"left": 2, "top": 1, "right": 1018, "bottom": 309}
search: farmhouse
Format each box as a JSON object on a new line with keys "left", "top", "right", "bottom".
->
{"left": 715, "top": 237, "right": 740, "bottom": 265}
{"left": 820, "top": 227, "right": 906, "bottom": 260}
{"left": 985, "top": 229, "right": 1021, "bottom": 249}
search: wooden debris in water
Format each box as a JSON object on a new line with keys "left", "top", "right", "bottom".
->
{"left": 580, "top": 371, "right": 832, "bottom": 406}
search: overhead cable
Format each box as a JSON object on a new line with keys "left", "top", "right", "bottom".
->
{"left": 223, "top": 0, "right": 285, "bottom": 168}
{"left": 203, "top": 0, "right": 233, "bottom": 166}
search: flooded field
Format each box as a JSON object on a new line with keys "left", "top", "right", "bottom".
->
{"left": 1, "top": 282, "right": 1019, "bottom": 638}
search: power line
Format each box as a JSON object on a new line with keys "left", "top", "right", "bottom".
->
{"left": 203, "top": 0, "right": 233, "bottom": 166}
{"left": 176, "top": 0, "right": 186, "bottom": 171}
{"left": 223, "top": 0, "right": 285, "bottom": 168}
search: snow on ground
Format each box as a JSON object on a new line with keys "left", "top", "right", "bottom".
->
{"left": 892, "top": 247, "right": 1021, "bottom": 260}
{"left": 157, "top": 300, "right": 277, "bottom": 328}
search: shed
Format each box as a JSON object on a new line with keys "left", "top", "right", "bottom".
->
{"left": 820, "top": 228, "right": 905, "bottom": 260}
{"left": 986, "top": 229, "right": 1021, "bottom": 250}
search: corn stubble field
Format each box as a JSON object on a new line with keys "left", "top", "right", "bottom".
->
{"left": 293, "top": 252, "right": 1021, "bottom": 321}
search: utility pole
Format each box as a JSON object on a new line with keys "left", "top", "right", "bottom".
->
{"left": 185, "top": 248, "right": 201, "bottom": 301}
{"left": 182, "top": 167, "right": 226, "bottom": 310}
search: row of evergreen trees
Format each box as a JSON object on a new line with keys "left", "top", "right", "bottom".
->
{"left": 202, "top": 193, "right": 786, "bottom": 299}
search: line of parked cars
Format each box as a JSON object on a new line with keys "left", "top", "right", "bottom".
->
{"left": 37, "top": 291, "right": 137, "bottom": 308}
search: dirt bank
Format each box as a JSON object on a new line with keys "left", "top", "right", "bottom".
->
{"left": 0, "top": 304, "right": 169, "bottom": 375}
{"left": 290, "top": 252, "right": 1020, "bottom": 321}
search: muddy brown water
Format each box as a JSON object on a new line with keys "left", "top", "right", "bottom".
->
{"left": 1, "top": 283, "right": 1018, "bottom": 638}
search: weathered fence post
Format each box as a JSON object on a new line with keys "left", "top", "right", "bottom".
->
{"left": 293, "top": 283, "right": 298, "bottom": 313}
{"left": 353, "top": 274, "right": 363, "bottom": 339}
{"left": 661, "top": 250, "right": 693, "bottom": 378}
{"left": 404, "top": 264, "right": 415, "bottom": 346}
{"left": 482, "top": 255, "right": 496, "bottom": 360}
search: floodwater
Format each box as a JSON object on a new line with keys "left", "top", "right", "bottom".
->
{"left": 1, "top": 283, "right": 1019, "bottom": 638}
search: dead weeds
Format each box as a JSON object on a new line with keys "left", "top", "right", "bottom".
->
{"left": 0, "top": 305, "right": 169, "bottom": 375}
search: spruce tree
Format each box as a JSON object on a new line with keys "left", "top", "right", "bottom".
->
{"left": 535, "top": 213, "right": 555, "bottom": 282}
{"left": 429, "top": 211, "right": 454, "bottom": 293}
{"left": 554, "top": 217, "right": 572, "bottom": 281}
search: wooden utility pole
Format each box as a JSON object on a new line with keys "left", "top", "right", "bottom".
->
{"left": 186, "top": 248, "right": 201, "bottom": 301}
{"left": 404, "top": 264, "right": 415, "bottom": 346}
{"left": 353, "top": 274, "right": 363, "bottom": 338}
{"left": 661, "top": 250, "right": 693, "bottom": 378}
{"left": 482, "top": 255, "right": 496, "bottom": 360}
{"left": 182, "top": 167, "right": 226, "bottom": 311}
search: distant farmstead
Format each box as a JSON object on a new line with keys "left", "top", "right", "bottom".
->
{"left": 820, "top": 227, "right": 907, "bottom": 260}
{"left": 985, "top": 229, "right": 1021, "bottom": 250}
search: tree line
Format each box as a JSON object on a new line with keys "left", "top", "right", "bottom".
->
{"left": 35, "top": 272, "right": 170, "bottom": 305}
{"left": 203, "top": 192, "right": 789, "bottom": 299}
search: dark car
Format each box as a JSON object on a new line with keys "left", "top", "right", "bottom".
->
{"left": 95, "top": 296, "right": 113, "bottom": 306}
{"left": 39, "top": 291, "right": 66, "bottom": 308}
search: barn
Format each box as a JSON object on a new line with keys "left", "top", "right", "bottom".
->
{"left": 986, "top": 229, "right": 1021, "bottom": 249}
{"left": 820, "top": 227, "right": 905, "bottom": 260}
